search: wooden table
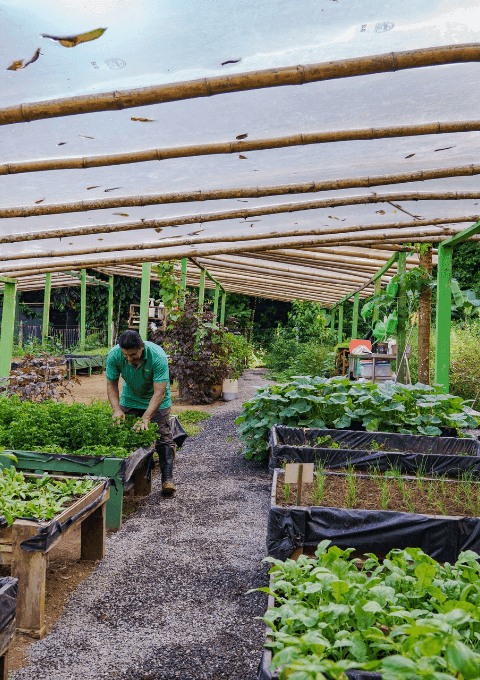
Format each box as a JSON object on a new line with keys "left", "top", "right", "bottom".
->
{"left": 0, "top": 479, "right": 109, "bottom": 638}
{"left": 348, "top": 353, "right": 395, "bottom": 383}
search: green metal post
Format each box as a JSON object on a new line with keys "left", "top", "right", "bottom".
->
{"left": 434, "top": 244, "right": 453, "bottom": 390}
{"left": 14, "top": 291, "right": 20, "bottom": 343}
{"left": 352, "top": 292, "right": 359, "bottom": 339}
{"left": 107, "top": 275, "right": 114, "bottom": 348}
{"left": 372, "top": 278, "right": 382, "bottom": 322}
{"left": 198, "top": 269, "right": 206, "bottom": 311}
{"left": 139, "top": 262, "right": 151, "bottom": 341}
{"left": 0, "top": 281, "right": 17, "bottom": 378}
{"left": 220, "top": 291, "right": 227, "bottom": 326}
{"left": 213, "top": 283, "right": 220, "bottom": 322}
{"left": 330, "top": 307, "right": 336, "bottom": 331}
{"left": 180, "top": 257, "right": 187, "bottom": 309}
{"left": 42, "top": 272, "right": 52, "bottom": 347}
{"left": 80, "top": 269, "right": 86, "bottom": 351}
{"left": 396, "top": 252, "right": 407, "bottom": 384}
{"left": 337, "top": 304, "right": 344, "bottom": 344}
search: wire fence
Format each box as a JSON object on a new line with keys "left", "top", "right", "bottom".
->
{"left": 18, "top": 325, "right": 108, "bottom": 350}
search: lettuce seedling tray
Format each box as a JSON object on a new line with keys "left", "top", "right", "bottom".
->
{"left": 268, "top": 424, "right": 480, "bottom": 473}
{"left": 268, "top": 468, "right": 480, "bottom": 563}
{"left": 0, "top": 475, "right": 109, "bottom": 638}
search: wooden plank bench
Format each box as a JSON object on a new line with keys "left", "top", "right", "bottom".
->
{"left": 0, "top": 478, "right": 109, "bottom": 638}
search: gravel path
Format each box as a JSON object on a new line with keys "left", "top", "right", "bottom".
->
{"left": 12, "top": 369, "right": 273, "bottom": 680}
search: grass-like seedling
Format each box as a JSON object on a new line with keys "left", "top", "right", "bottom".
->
{"left": 345, "top": 464, "right": 357, "bottom": 508}
{"left": 312, "top": 462, "right": 327, "bottom": 505}
{"left": 284, "top": 483, "right": 291, "bottom": 504}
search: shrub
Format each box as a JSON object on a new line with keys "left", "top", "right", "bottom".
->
{"left": 292, "top": 342, "right": 334, "bottom": 377}
{"left": 265, "top": 335, "right": 303, "bottom": 373}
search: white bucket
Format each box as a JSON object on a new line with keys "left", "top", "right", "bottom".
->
{"left": 222, "top": 378, "right": 238, "bottom": 401}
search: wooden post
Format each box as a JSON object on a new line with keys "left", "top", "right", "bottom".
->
{"left": 397, "top": 252, "right": 407, "bottom": 384}
{"left": 42, "top": 272, "right": 51, "bottom": 347}
{"left": 213, "top": 283, "right": 220, "bottom": 322}
{"left": 0, "top": 281, "right": 16, "bottom": 378}
{"left": 296, "top": 464, "right": 303, "bottom": 506}
{"left": 80, "top": 269, "right": 86, "bottom": 351}
{"left": 180, "top": 257, "right": 187, "bottom": 309}
{"left": 352, "top": 292, "right": 359, "bottom": 338}
{"left": 107, "top": 275, "right": 114, "bottom": 347}
{"left": 139, "top": 262, "right": 151, "bottom": 341}
{"left": 337, "top": 304, "right": 344, "bottom": 344}
{"left": 220, "top": 291, "right": 226, "bottom": 325}
{"left": 435, "top": 244, "right": 453, "bottom": 390}
{"left": 80, "top": 503, "right": 106, "bottom": 561}
{"left": 198, "top": 268, "right": 206, "bottom": 311}
{"left": 418, "top": 247, "right": 433, "bottom": 384}
{"left": 372, "top": 278, "right": 382, "bottom": 322}
{"left": 11, "top": 521, "right": 47, "bottom": 637}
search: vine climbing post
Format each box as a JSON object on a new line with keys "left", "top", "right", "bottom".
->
{"left": 80, "top": 269, "right": 86, "bottom": 351}
{"left": 180, "top": 258, "right": 187, "bottom": 309}
{"left": 139, "top": 262, "right": 151, "bottom": 341}
{"left": 396, "top": 252, "right": 407, "bottom": 384}
{"left": 352, "top": 292, "right": 359, "bottom": 338}
{"left": 337, "top": 304, "right": 344, "bottom": 344}
{"left": 198, "top": 269, "right": 206, "bottom": 312}
{"left": 213, "top": 283, "right": 220, "bottom": 322}
{"left": 42, "top": 272, "right": 51, "bottom": 347}
{"left": 0, "top": 278, "right": 17, "bottom": 379}
{"left": 418, "top": 246, "right": 433, "bottom": 384}
{"left": 107, "top": 275, "right": 114, "bottom": 348}
{"left": 220, "top": 291, "right": 226, "bottom": 326}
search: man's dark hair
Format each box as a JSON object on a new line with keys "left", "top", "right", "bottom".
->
{"left": 117, "top": 330, "right": 144, "bottom": 350}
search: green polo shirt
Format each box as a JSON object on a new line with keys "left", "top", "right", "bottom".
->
{"left": 106, "top": 341, "right": 171, "bottom": 410}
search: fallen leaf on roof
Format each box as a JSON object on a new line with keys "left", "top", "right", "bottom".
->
{"left": 328, "top": 216, "right": 339, "bottom": 220}
{"left": 113, "top": 213, "right": 129, "bottom": 217}
{"left": 87, "top": 186, "right": 100, "bottom": 190}
{"left": 7, "top": 48, "right": 41, "bottom": 71}
{"left": 376, "top": 210, "right": 385, "bottom": 215}
{"left": 131, "top": 117, "right": 155, "bottom": 122}
{"left": 239, "top": 155, "right": 247, "bottom": 159}
{"left": 41, "top": 27, "right": 106, "bottom": 48}
{"left": 57, "top": 142, "right": 67, "bottom": 146}
{"left": 104, "top": 187, "right": 121, "bottom": 192}
{"left": 405, "top": 153, "right": 415, "bottom": 158}
{"left": 236, "top": 133, "right": 248, "bottom": 140}
{"left": 237, "top": 199, "right": 248, "bottom": 202}
{"left": 98, "top": 238, "right": 104, "bottom": 241}
{"left": 35, "top": 199, "right": 45, "bottom": 204}
{"left": 221, "top": 58, "right": 241, "bottom": 66}
{"left": 434, "top": 146, "right": 455, "bottom": 152}
{"left": 79, "top": 135, "right": 94, "bottom": 139}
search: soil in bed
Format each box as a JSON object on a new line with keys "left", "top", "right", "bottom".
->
{"left": 276, "top": 471, "right": 480, "bottom": 517}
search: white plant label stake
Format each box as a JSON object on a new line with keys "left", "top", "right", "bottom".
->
{"left": 285, "top": 463, "right": 314, "bottom": 506}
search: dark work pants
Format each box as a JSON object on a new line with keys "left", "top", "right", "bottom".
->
{"left": 120, "top": 405, "right": 175, "bottom": 448}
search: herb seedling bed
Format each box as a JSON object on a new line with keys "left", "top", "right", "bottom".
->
{"left": 268, "top": 468, "right": 480, "bottom": 563}
{"left": 269, "top": 425, "right": 480, "bottom": 472}
{"left": 0, "top": 474, "right": 109, "bottom": 638}
{"left": 0, "top": 577, "right": 17, "bottom": 680}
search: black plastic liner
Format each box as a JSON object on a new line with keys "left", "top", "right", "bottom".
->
{"left": 169, "top": 414, "right": 188, "bottom": 448}
{"left": 17, "top": 478, "right": 110, "bottom": 553}
{"left": 267, "top": 470, "right": 480, "bottom": 563}
{"left": 257, "top": 650, "right": 380, "bottom": 680}
{"left": 0, "top": 577, "right": 18, "bottom": 632}
{"left": 269, "top": 425, "right": 480, "bottom": 472}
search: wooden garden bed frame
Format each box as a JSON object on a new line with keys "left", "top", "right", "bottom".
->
{"left": 0, "top": 478, "right": 109, "bottom": 638}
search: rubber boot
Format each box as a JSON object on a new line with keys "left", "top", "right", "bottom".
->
{"left": 156, "top": 445, "right": 176, "bottom": 496}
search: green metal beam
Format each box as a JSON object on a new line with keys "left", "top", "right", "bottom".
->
{"left": 337, "top": 304, "right": 344, "bottom": 344}
{"left": 0, "top": 276, "right": 17, "bottom": 285}
{"left": 396, "top": 252, "right": 407, "bottom": 384}
{"left": 107, "top": 275, "right": 114, "bottom": 348}
{"left": 198, "top": 269, "right": 206, "bottom": 311}
{"left": 440, "top": 220, "right": 480, "bottom": 248}
{"left": 330, "top": 253, "right": 400, "bottom": 311}
{"left": 65, "top": 270, "right": 109, "bottom": 287}
{"left": 80, "top": 269, "right": 86, "bottom": 351}
{"left": 180, "top": 257, "right": 187, "bottom": 309}
{"left": 330, "top": 306, "right": 336, "bottom": 332}
{"left": 42, "top": 272, "right": 51, "bottom": 347}
{"left": 139, "top": 262, "right": 151, "bottom": 341}
{"left": 352, "top": 292, "right": 359, "bottom": 338}
{"left": 220, "top": 291, "right": 227, "bottom": 326}
{"left": 213, "top": 283, "right": 220, "bottom": 322}
{"left": 0, "top": 281, "right": 16, "bottom": 378}
{"left": 434, "top": 244, "right": 453, "bottom": 390}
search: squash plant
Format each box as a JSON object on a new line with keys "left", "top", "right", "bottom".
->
{"left": 236, "top": 377, "right": 477, "bottom": 461}
{"left": 258, "top": 542, "right": 480, "bottom": 680}
{"left": 0, "top": 467, "right": 97, "bottom": 526}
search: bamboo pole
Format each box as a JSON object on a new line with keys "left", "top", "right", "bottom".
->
{"left": 6, "top": 184, "right": 480, "bottom": 221}
{"left": 5, "top": 119, "right": 480, "bottom": 176}
{"left": 42, "top": 272, "right": 51, "bottom": 347}
{"left": 263, "top": 248, "right": 422, "bottom": 269}
{"left": 3, "top": 44, "right": 480, "bottom": 126}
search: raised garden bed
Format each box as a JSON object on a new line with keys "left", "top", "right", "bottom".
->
{"left": 0, "top": 472, "right": 109, "bottom": 637}
{"left": 268, "top": 425, "right": 480, "bottom": 473}
{"left": 64, "top": 353, "right": 107, "bottom": 376}
{"left": 0, "top": 415, "right": 187, "bottom": 531}
{"left": 0, "top": 577, "right": 18, "bottom": 680}
{"left": 268, "top": 467, "right": 480, "bottom": 563}
{"left": 257, "top": 544, "right": 480, "bottom": 680}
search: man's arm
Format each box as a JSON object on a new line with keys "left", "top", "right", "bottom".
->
{"left": 107, "top": 379, "right": 126, "bottom": 422}
{"left": 134, "top": 382, "right": 167, "bottom": 431}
